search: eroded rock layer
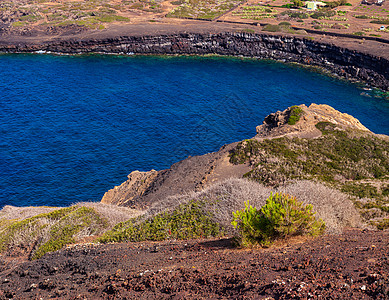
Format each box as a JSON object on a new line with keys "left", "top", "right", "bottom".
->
{"left": 1, "top": 33, "right": 388, "bottom": 90}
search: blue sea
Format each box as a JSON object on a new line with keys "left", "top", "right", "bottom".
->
{"left": 1, "top": 54, "right": 388, "bottom": 208}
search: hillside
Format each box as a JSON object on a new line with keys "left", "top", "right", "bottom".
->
{"left": 1, "top": 0, "right": 389, "bottom": 41}
{"left": 102, "top": 104, "right": 389, "bottom": 230}
{"left": 0, "top": 104, "right": 388, "bottom": 299}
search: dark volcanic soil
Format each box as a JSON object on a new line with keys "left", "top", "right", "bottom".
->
{"left": 0, "top": 229, "right": 388, "bottom": 299}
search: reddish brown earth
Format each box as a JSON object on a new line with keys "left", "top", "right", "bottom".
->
{"left": 0, "top": 229, "right": 388, "bottom": 299}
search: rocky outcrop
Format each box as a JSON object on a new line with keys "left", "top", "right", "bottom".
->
{"left": 256, "top": 103, "right": 370, "bottom": 138}
{"left": 101, "top": 104, "right": 376, "bottom": 208}
{"left": 100, "top": 143, "right": 250, "bottom": 209}
{"left": 101, "top": 170, "right": 159, "bottom": 207}
{"left": 0, "top": 32, "right": 388, "bottom": 90}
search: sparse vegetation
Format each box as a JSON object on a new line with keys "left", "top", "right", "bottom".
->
{"left": 0, "top": 178, "right": 366, "bottom": 259}
{"left": 288, "top": 105, "right": 303, "bottom": 125}
{"left": 167, "top": 0, "right": 243, "bottom": 20}
{"left": 229, "top": 122, "right": 389, "bottom": 225}
{"left": 98, "top": 200, "right": 223, "bottom": 243}
{"left": 281, "top": 10, "right": 310, "bottom": 19}
{"left": 232, "top": 193, "right": 325, "bottom": 247}
{"left": 232, "top": 5, "right": 277, "bottom": 20}
{"left": 1, "top": 0, "right": 137, "bottom": 33}
{"left": 0, "top": 203, "right": 141, "bottom": 259}
{"left": 262, "top": 22, "right": 299, "bottom": 33}
{"left": 371, "top": 218, "right": 389, "bottom": 230}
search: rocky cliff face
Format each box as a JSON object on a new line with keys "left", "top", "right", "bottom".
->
{"left": 101, "top": 104, "right": 376, "bottom": 209}
{"left": 1, "top": 32, "right": 388, "bottom": 90}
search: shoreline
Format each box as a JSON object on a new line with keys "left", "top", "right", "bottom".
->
{"left": 3, "top": 50, "right": 382, "bottom": 94}
{"left": 0, "top": 23, "right": 388, "bottom": 90}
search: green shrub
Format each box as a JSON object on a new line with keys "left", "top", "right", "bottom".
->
{"left": 279, "top": 21, "right": 291, "bottom": 26}
{"left": 229, "top": 139, "right": 261, "bottom": 164}
{"left": 288, "top": 105, "right": 304, "bottom": 125}
{"left": 371, "top": 218, "right": 389, "bottom": 230}
{"left": 292, "top": 0, "right": 304, "bottom": 7}
{"left": 370, "top": 19, "right": 389, "bottom": 25}
{"left": 98, "top": 200, "right": 222, "bottom": 243}
{"left": 354, "top": 14, "right": 369, "bottom": 19}
{"left": 311, "top": 10, "right": 336, "bottom": 19}
{"left": 96, "top": 15, "right": 130, "bottom": 22}
{"left": 241, "top": 28, "right": 255, "bottom": 33}
{"left": 232, "top": 193, "right": 325, "bottom": 246}
{"left": 341, "top": 183, "right": 379, "bottom": 199}
{"left": 262, "top": 24, "right": 281, "bottom": 32}
{"left": 382, "top": 185, "right": 389, "bottom": 197}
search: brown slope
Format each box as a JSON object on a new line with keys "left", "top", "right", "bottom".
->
{"left": 101, "top": 103, "right": 374, "bottom": 209}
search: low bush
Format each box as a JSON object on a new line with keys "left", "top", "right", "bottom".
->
{"left": 230, "top": 122, "right": 389, "bottom": 190}
{"left": 325, "top": 0, "right": 350, "bottom": 8}
{"left": 281, "top": 10, "right": 309, "bottom": 19}
{"left": 262, "top": 24, "right": 281, "bottom": 32}
{"left": 232, "top": 193, "right": 325, "bottom": 246}
{"left": 279, "top": 21, "right": 291, "bottom": 26}
{"left": 310, "top": 10, "right": 336, "bottom": 19}
{"left": 371, "top": 218, "right": 389, "bottom": 230}
{"left": 288, "top": 105, "right": 304, "bottom": 125}
{"left": 370, "top": 19, "right": 389, "bottom": 25}
{"left": 98, "top": 200, "right": 223, "bottom": 243}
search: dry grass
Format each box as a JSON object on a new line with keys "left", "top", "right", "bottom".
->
{"left": 0, "top": 203, "right": 143, "bottom": 225}
{"left": 277, "top": 180, "right": 364, "bottom": 234}
{"left": 0, "top": 205, "right": 60, "bottom": 221}
{"left": 0, "top": 203, "right": 144, "bottom": 259}
{"left": 147, "top": 178, "right": 364, "bottom": 235}
{"left": 0, "top": 179, "right": 364, "bottom": 258}
{"left": 75, "top": 202, "right": 144, "bottom": 226}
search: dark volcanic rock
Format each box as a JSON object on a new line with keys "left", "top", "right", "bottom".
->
{"left": 0, "top": 229, "right": 388, "bottom": 299}
{"left": 0, "top": 32, "right": 388, "bottom": 90}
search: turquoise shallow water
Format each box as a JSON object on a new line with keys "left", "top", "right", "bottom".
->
{"left": 0, "top": 54, "right": 388, "bottom": 208}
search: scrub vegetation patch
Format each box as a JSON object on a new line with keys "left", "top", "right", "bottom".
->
{"left": 229, "top": 122, "right": 389, "bottom": 227}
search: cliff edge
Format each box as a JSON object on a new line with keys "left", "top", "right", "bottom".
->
{"left": 101, "top": 103, "right": 380, "bottom": 209}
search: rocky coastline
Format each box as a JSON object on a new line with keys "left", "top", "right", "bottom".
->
{"left": 1, "top": 32, "right": 389, "bottom": 90}
{"left": 1, "top": 104, "right": 388, "bottom": 299}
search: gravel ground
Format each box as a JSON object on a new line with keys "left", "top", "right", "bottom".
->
{"left": 0, "top": 229, "right": 388, "bottom": 299}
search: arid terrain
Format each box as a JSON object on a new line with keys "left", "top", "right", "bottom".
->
{"left": 1, "top": 1, "right": 389, "bottom": 297}
{"left": 0, "top": 105, "right": 388, "bottom": 299}
{"left": 1, "top": 0, "right": 389, "bottom": 43}
{"left": 0, "top": 229, "right": 388, "bottom": 299}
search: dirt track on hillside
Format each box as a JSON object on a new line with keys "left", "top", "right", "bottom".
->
{"left": 0, "top": 229, "right": 388, "bottom": 299}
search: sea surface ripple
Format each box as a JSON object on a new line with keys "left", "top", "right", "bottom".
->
{"left": 1, "top": 54, "right": 388, "bottom": 207}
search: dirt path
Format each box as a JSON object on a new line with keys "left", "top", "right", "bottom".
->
{"left": 0, "top": 229, "right": 387, "bottom": 299}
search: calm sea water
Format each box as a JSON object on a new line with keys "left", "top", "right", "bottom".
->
{"left": 1, "top": 54, "right": 388, "bottom": 208}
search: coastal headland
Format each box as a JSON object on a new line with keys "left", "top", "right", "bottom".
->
{"left": 1, "top": 104, "right": 389, "bottom": 299}
{"left": 1, "top": 1, "right": 389, "bottom": 296}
